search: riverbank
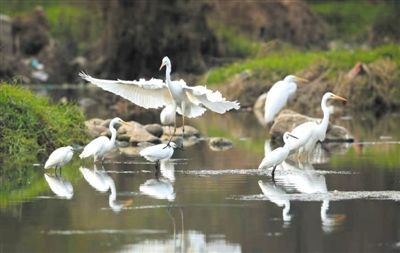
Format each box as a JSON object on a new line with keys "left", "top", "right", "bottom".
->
{"left": 0, "top": 83, "right": 88, "bottom": 193}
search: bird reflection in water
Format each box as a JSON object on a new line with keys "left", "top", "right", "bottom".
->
{"left": 258, "top": 180, "right": 292, "bottom": 226}
{"left": 280, "top": 160, "right": 346, "bottom": 233}
{"left": 260, "top": 140, "right": 346, "bottom": 232}
{"left": 139, "top": 160, "right": 176, "bottom": 202}
{"left": 79, "top": 165, "right": 132, "bottom": 212}
{"left": 44, "top": 173, "right": 74, "bottom": 199}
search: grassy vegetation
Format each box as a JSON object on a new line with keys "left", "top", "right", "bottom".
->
{"left": 207, "top": 19, "right": 260, "bottom": 58}
{"left": 2, "top": 1, "right": 102, "bottom": 54}
{"left": 0, "top": 83, "right": 88, "bottom": 193}
{"left": 308, "top": 1, "right": 396, "bottom": 42}
{"left": 203, "top": 44, "right": 400, "bottom": 86}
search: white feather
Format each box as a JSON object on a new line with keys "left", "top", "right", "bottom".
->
{"left": 79, "top": 72, "right": 173, "bottom": 109}
{"left": 44, "top": 146, "right": 74, "bottom": 169}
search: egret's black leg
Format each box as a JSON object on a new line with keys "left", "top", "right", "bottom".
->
{"left": 182, "top": 115, "right": 185, "bottom": 138}
{"left": 165, "top": 125, "right": 176, "bottom": 148}
{"left": 271, "top": 165, "right": 277, "bottom": 184}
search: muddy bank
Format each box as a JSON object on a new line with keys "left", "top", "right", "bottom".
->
{"left": 224, "top": 55, "right": 400, "bottom": 115}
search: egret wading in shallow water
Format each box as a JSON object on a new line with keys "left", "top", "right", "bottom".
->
{"left": 139, "top": 142, "right": 178, "bottom": 175}
{"left": 258, "top": 132, "right": 298, "bottom": 182}
{"left": 44, "top": 146, "right": 74, "bottom": 174}
{"left": 79, "top": 117, "right": 129, "bottom": 163}
{"left": 264, "top": 75, "right": 308, "bottom": 124}
{"left": 286, "top": 92, "right": 347, "bottom": 157}
{"left": 79, "top": 56, "right": 240, "bottom": 145}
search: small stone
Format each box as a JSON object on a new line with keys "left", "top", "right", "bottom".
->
{"left": 119, "top": 146, "right": 142, "bottom": 156}
{"left": 144, "top": 124, "right": 164, "bottom": 138}
{"left": 209, "top": 137, "right": 233, "bottom": 151}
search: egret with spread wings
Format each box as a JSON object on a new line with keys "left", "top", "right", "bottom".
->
{"left": 79, "top": 56, "right": 240, "bottom": 143}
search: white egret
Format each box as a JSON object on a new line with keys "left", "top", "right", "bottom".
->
{"left": 258, "top": 132, "right": 298, "bottom": 181}
{"left": 44, "top": 146, "right": 74, "bottom": 173}
{"left": 79, "top": 56, "right": 240, "bottom": 143}
{"left": 160, "top": 104, "right": 176, "bottom": 135}
{"left": 258, "top": 180, "right": 292, "bottom": 222}
{"left": 286, "top": 92, "right": 347, "bottom": 156}
{"left": 139, "top": 142, "right": 178, "bottom": 171}
{"left": 264, "top": 75, "right": 308, "bottom": 124}
{"left": 79, "top": 117, "right": 129, "bottom": 163}
{"left": 44, "top": 173, "right": 74, "bottom": 199}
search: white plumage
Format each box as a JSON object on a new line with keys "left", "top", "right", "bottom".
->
{"left": 286, "top": 92, "right": 347, "bottom": 155}
{"left": 264, "top": 75, "right": 307, "bottom": 124}
{"left": 80, "top": 56, "right": 240, "bottom": 138}
{"left": 160, "top": 104, "right": 176, "bottom": 126}
{"left": 44, "top": 146, "right": 74, "bottom": 169}
{"left": 139, "top": 142, "right": 177, "bottom": 163}
{"left": 258, "top": 132, "right": 298, "bottom": 180}
{"left": 80, "top": 117, "right": 128, "bottom": 162}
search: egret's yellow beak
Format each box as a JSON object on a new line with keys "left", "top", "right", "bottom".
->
{"left": 288, "top": 134, "right": 299, "bottom": 139}
{"left": 121, "top": 120, "right": 132, "bottom": 126}
{"left": 333, "top": 95, "right": 347, "bottom": 102}
{"left": 295, "top": 76, "right": 309, "bottom": 83}
{"left": 159, "top": 62, "right": 165, "bottom": 71}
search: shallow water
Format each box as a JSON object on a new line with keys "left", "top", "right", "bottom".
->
{"left": 1, "top": 86, "right": 400, "bottom": 252}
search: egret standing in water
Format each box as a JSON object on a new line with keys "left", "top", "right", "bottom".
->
{"left": 258, "top": 132, "right": 298, "bottom": 182}
{"left": 264, "top": 75, "right": 308, "bottom": 124}
{"left": 79, "top": 117, "right": 129, "bottom": 163}
{"left": 286, "top": 92, "right": 347, "bottom": 156}
{"left": 44, "top": 146, "right": 74, "bottom": 174}
{"left": 79, "top": 56, "right": 240, "bottom": 144}
{"left": 139, "top": 142, "right": 178, "bottom": 172}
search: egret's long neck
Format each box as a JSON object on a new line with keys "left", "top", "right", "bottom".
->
{"left": 109, "top": 122, "right": 117, "bottom": 145}
{"left": 320, "top": 96, "right": 330, "bottom": 133}
{"left": 165, "top": 63, "right": 172, "bottom": 87}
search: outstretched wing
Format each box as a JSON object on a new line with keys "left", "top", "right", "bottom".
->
{"left": 183, "top": 85, "right": 240, "bottom": 114}
{"left": 79, "top": 72, "right": 173, "bottom": 109}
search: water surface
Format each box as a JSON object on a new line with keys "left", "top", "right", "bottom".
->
{"left": 1, "top": 86, "right": 400, "bottom": 252}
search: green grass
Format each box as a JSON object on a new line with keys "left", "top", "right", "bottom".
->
{"left": 0, "top": 83, "right": 88, "bottom": 194}
{"left": 207, "top": 19, "right": 260, "bottom": 58}
{"left": 309, "top": 1, "right": 396, "bottom": 41}
{"left": 203, "top": 44, "right": 400, "bottom": 86}
{"left": 1, "top": 2, "right": 102, "bottom": 54}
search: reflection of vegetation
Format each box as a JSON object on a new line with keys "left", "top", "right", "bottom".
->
{"left": 0, "top": 84, "right": 87, "bottom": 193}
{"left": 204, "top": 44, "right": 400, "bottom": 86}
{"left": 330, "top": 144, "right": 400, "bottom": 169}
{"left": 0, "top": 160, "right": 82, "bottom": 208}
